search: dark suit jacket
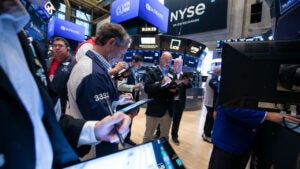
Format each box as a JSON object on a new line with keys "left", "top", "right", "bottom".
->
{"left": 144, "top": 67, "right": 175, "bottom": 117}
{"left": 0, "top": 32, "right": 89, "bottom": 169}
{"left": 174, "top": 73, "right": 192, "bottom": 110}
{"left": 0, "top": 67, "right": 84, "bottom": 169}
{"left": 46, "top": 56, "right": 76, "bottom": 112}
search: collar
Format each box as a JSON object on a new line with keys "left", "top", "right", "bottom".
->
{"left": 89, "top": 49, "right": 111, "bottom": 71}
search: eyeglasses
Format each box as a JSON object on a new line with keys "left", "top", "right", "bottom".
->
{"left": 52, "top": 44, "right": 66, "bottom": 48}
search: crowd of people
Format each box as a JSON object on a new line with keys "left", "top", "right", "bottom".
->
{"left": 1, "top": 0, "right": 300, "bottom": 169}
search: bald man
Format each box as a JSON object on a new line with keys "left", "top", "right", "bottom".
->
{"left": 143, "top": 52, "right": 176, "bottom": 142}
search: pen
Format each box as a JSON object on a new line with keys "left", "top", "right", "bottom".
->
{"left": 105, "top": 97, "right": 126, "bottom": 148}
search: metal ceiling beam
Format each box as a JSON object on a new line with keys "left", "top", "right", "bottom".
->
{"left": 69, "top": 0, "right": 110, "bottom": 14}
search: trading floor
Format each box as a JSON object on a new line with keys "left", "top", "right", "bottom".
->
{"left": 130, "top": 104, "right": 213, "bottom": 169}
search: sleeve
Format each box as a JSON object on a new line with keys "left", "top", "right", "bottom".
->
{"left": 75, "top": 43, "right": 93, "bottom": 61}
{"left": 117, "top": 78, "right": 134, "bottom": 92}
{"left": 144, "top": 69, "right": 165, "bottom": 96}
{"left": 75, "top": 72, "right": 112, "bottom": 120}
{"left": 220, "top": 106, "right": 266, "bottom": 128}
{"left": 208, "top": 75, "right": 219, "bottom": 92}
{"left": 78, "top": 121, "right": 100, "bottom": 146}
{"left": 59, "top": 114, "right": 91, "bottom": 157}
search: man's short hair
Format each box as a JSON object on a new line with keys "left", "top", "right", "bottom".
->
{"left": 174, "top": 58, "right": 183, "bottom": 65}
{"left": 95, "top": 23, "right": 131, "bottom": 47}
{"left": 53, "top": 36, "right": 70, "bottom": 48}
{"left": 132, "top": 54, "right": 143, "bottom": 62}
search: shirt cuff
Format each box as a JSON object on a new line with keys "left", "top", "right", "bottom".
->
{"left": 78, "top": 121, "right": 101, "bottom": 147}
{"left": 260, "top": 111, "right": 267, "bottom": 123}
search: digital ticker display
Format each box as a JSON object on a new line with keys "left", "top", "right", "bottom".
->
{"left": 184, "top": 54, "right": 199, "bottom": 68}
{"left": 124, "top": 50, "right": 160, "bottom": 65}
{"left": 124, "top": 50, "right": 143, "bottom": 62}
{"left": 142, "top": 50, "right": 160, "bottom": 64}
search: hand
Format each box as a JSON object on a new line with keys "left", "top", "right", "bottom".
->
{"left": 168, "top": 88, "right": 176, "bottom": 93}
{"left": 114, "top": 62, "right": 127, "bottom": 72}
{"left": 161, "top": 76, "right": 171, "bottom": 86}
{"left": 118, "top": 93, "right": 134, "bottom": 105}
{"left": 128, "top": 108, "right": 139, "bottom": 118}
{"left": 265, "top": 112, "right": 300, "bottom": 124}
{"left": 213, "top": 111, "right": 217, "bottom": 119}
{"left": 134, "top": 83, "right": 143, "bottom": 89}
{"left": 94, "top": 113, "right": 131, "bottom": 143}
{"left": 182, "top": 77, "right": 189, "bottom": 85}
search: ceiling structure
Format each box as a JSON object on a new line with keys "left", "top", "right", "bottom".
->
{"left": 67, "top": 0, "right": 112, "bottom": 23}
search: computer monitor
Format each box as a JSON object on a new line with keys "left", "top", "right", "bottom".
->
{"left": 219, "top": 39, "right": 300, "bottom": 111}
{"left": 64, "top": 138, "right": 185, "bottom": 169}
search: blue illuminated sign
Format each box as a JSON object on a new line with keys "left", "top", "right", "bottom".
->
{"left": 139, "top": 0, "right": 169, "bottom": 32}
{"left": 110, "top": 0, "right": 169, "bottom": 32}
{"left": 111, "top": 0, "right": 139, "bottom": 23}
{"left": 47, "top": 18, "right": 85, "bottom": 42}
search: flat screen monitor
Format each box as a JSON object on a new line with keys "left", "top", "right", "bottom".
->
{"left": 64, "top": 138, "right": 185, "bottom": 169}
{"left": 123, "top": 50, "right": 143, "bottom": 62}
{"left": 219, "top": 39, "right": 300, "bottom": 111}
{"left": 141, "top": 50, "right": 160, "bottom": 64}
{"left": 160, "top": 35, "right": 188, "bottom": 53}
{"left": 186, "top": 40, "right": 206, "bottom": 56}
{"left": 183, "top": 54, "right": 199, "bottom": 68}
{"left": 140, "top": 36, "right": 156, "bottom": 45}
{"left": 168, "top": 51, "right": 185, "bottom": 60}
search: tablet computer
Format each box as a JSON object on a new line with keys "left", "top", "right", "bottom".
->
{"left": 117, "top": 98, "right": 153, "bottom": 113}
{"left": 63, "top": 138, "right": 185, "bottom": 169}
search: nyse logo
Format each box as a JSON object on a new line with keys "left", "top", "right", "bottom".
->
{"left": 170, "top": 3, "right": 206, "bottom": 22}
{"left": 116, "top": 1, "right": 130, "bottom": 16}
{"left": 44, "top": 1, "right": 56, "bottom": 15}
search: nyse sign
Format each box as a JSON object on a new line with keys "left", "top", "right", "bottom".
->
{"left": 170, "top": 3, "right": 206, "bottom": 23}
{"left": 165, "top": 0, "right": 228, "bottom": 36}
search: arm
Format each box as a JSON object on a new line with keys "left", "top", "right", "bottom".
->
{"left": 59, "top": 113, "right": 131, "bottom": 157}
{"left": 144, "top": 69, "right": 170, "bottom": 96}
{"left": 144, "top": 69, "right": 163, "bottom": 96}
{"left": 108, "top": 61, "right": 127, "bottom": 75}
{"left": 180, "top": 76, "right": 192, "bottom": 89}
{"left": 117, "top": 78, "right": 134, "bottom": 92}
{"left": 220, "top": 106, "right": 267, "bottom": 128}
{"left": 75, "top": 72, "right": 116, "bottom": 120}
{"left": 264, "top": 112, "right": 300, "bottom": 124}
{"left": 59, "top": 114, "right": 92, "bottom": 157}
{"left": 208, "top": 75, "right": 219, "bottom": 92}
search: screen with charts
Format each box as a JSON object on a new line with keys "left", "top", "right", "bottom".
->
{"left": 64, "top": 138, "right": 185, "bottom": 169}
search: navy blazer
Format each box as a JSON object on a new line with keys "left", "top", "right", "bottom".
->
{"left": 0, "top": 32, "right": 88, "bottom": 168}
{"left": 0, "top": 67, "right": 85, "bottom": 169}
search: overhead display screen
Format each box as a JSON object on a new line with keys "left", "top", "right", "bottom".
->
{"left": 160, "top": 35, "right": 188, "bottom": 52}
{"left": 123, "top": 50, "right": 143, "bottom": 62}
{"left": 141, "top": 50, "right": 160, "bottom": 64}
{"left": 47, "top": 18, "right": 85, "bottom": 42}
{"left": 184, "top": 54, "right": 199, "bottom": 68}
{"left": 187, "top": 40, "right": 206, "bottom": 56}
{"left": 111, "top": 0, "right": 169, "bottom": 32}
